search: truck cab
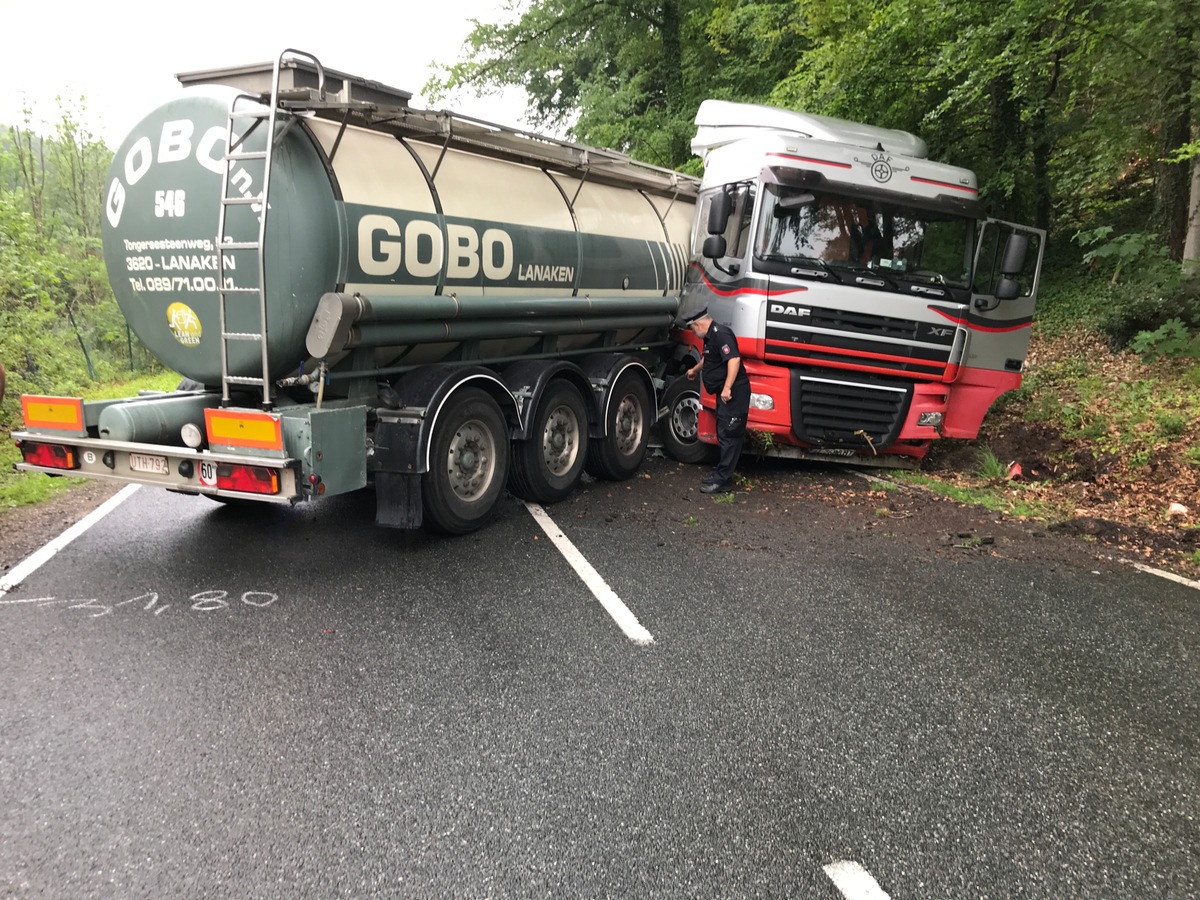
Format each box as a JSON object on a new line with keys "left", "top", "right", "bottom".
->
{"left": 676, "top": 100, "right": 1044, "bottom": 466}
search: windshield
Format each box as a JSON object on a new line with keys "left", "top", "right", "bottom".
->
{"left": 754, "top": 186, "right": 974, "bottom": 289}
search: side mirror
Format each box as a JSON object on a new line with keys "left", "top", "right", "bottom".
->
{"left": 995, "top": 276, "right": 1021, "bottom": 301}
{"left": 703, "top": 235, "right": 728, "bottom": 260}
{"left": 1000, "top": 233, "right": 1028, "bottom": 276}
{"left": 707, "top": 191, "right": 732, "bottom": 235}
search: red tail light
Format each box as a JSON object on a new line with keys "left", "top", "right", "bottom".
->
{"left": 18, "top": 441, "right": 78, "bottom": 470}
{"left": 215, "top": 464, "right": 279, "bottom": 495}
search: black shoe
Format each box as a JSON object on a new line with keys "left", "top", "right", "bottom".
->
{"left": 700, "top": 480, "right": 733, "bottom": 494}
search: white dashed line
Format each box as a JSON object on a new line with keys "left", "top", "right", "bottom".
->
{"left": 0, "top": 485, "right": 141, "bottom": 596}
{"left": 1130, "top": 562, "right": 1200, "bottom": 591}
{"left": 524, "top": 502, "right": 654, "bottom": 645}
{"left": 823, "top": 860, "right": 891, "bottom": 899}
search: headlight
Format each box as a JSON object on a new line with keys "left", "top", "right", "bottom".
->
{"left": 750, "top": 393, "right": 774, "bottom": 410}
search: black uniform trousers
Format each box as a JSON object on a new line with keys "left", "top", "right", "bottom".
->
{"left": 712, "top": 379, "right": 751, "bottom": 484}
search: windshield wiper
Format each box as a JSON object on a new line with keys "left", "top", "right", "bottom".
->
{"left": 757, "top": 253, "right": 840, "bottom": 282}
{"left": 836, "top": 264, "right": 898, "bottom": 291}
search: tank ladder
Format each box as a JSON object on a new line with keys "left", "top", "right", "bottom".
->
{"left": 214, "top": 49, "right": 326, "bottom": 411}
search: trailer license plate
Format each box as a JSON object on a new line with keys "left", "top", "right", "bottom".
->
{"left": 129, "top": 453, "right": 168, "bottom": 475}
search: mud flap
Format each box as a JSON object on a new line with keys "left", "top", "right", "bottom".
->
{"left": 373, "top": 417, "right": 424, "bottom": 529}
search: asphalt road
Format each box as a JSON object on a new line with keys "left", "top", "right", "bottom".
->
{"left": 1, "top": 469, "right": 1197, "bottom": 899}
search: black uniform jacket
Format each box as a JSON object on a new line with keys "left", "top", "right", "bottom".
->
{"left": 701, "top": 322, "right": 750, "bottom": 396}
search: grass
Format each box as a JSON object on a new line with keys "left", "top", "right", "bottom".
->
{"left": 974, "top": 446, "right": 1008, "bottom": 482}
{"left": 892, "top": 470, "right": 1049, "bottom": 520}
{"left": 1, "top": 371, "right": 180, "bottom": 510}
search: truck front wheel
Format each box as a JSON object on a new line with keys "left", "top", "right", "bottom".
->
{"left": 659, "top": 376, "right": 715, "bottom": 464}
{"left": 423, "top": 388, "right": 510, "bottom": 534}
{"left": 585, "top": 372, "right": 650, "bottom": 481}
{"left": 509, "top": 381, "right": 589, "bottom": 504}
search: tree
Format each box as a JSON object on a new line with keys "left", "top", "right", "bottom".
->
{"left": 428, "top": 0, "right": 722, "bottom": 168}
{"left": 47, "top": 99, "right": 109, "bottom": 241}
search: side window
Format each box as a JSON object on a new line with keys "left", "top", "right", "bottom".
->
{"left": 691, "top": 194, "right": 713, "bottom": 256}
{"left": 733, "top": 187, "right": 755, "bottom": 258}
{"left": 692, "top": 186, "right": 754, "bottom": 258}
{"left": 975, "top": 221, "right": 1041, "bottom": 297}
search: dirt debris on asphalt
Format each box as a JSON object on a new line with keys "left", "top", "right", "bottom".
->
{"left": 0, "top": 452, "right": 1190, "bottom": 582}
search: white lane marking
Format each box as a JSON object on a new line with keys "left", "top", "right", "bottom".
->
{"left": 524, "top": 502, "right": 654, "bottom": 645}
{"left": 823, "top": 860, "right": 891, "bottom": 899}
{"left": 1131, "top": 562, "right": 1200, "bottom": 592}
{"left": 0, "top": 485, "right": 141, "bottom": 596}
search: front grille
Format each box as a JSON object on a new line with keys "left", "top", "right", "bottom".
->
{"left": 765, "top": 303, "right": 958, "bottom": 380}
{"left": 791, "top": 373, "right": 910, "bottom": 447}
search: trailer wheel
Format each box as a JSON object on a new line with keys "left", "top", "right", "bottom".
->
{"left": 585, "top": 371, "right": 650, "bottom": 481}
{"left": 423, "top": 388, "right": 510, "bottom": 534}
{"left": 659, "top": 377, "right": 717, "bottom": 465}
{"left": 509, "top": 381, "right": 589, "bottom": 504}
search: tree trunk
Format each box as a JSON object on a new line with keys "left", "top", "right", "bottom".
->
{"left": 1183, "top": 153, "right": 1200, "bottom": 269}
{"left": 1154, "top": 85, "right": 1191, "bottom": 260}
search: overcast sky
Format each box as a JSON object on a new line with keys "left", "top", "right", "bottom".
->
{"left": 0, "top": 0, "right": 530, "bottom": 146}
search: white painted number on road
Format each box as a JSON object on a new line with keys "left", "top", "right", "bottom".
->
{"left": 823, "top": 860, "right": 891, "bottom": 900}
{"left": 0, "top": 589, "right": 279, "bottom": 619}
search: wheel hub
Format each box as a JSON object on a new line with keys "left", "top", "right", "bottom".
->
{"left": 614, "top": 394, "right": 643, "bottom": 454}
{"left": 542, "top": 407, "right": 579, "bottom": 476}
{"left": 447, "top": 421, "right": 495, "bottom": 499}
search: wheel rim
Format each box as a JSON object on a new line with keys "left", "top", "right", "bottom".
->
{"left": 613, "top": 392, "right": 644, "bottom": 456}
{"left": 542, "top": 405, "right": 581, "bottom": 476}
{"left": 446, "top": 419, "right": 497, "bottom": 501}
{"left": 670, "top": 394, "right": 701, "bottom": 442}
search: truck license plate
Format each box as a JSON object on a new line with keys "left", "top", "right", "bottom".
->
{"left": 129, "top": 453, "right": 168, "bottom": 475}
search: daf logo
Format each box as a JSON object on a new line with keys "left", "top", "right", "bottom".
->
{"left": 870, "top": 152, "right": 894, "bottom": 183}
{"left": 769, "top": 303, "right": 812, "bottom": 318}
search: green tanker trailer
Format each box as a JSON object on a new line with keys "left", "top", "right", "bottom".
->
{"left": 12, "top": 51, "right": 699, "bottom": 533}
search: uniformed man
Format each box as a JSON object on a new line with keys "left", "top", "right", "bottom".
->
{"left": 683, "top": 308, "right": 750, "bottom": 493}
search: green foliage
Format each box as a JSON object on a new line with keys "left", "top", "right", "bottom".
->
{"left": 432, "top": 0, "right": 1200, "bottom": 255}
{"left": 0, "top": 371, "right": 180, "bottom": 510}
{"left": 1075, "top": 228, "right": 1165, "bottom": 280}
{"left": 974, "top": 446, "right": 1008, "bottom": 482}
{"left": 1034, "top": 226, "right": 1200, "bottom": 349}
{"left": 2, "top": 104, "right": 163, "bottom": 450}
{"left": 427, "top": 0, "right": 719, "bottom": 168}
{"left": 1128, "top": 318, "right": 1200, "bottom": 360}
{"left": 745, "top": 428, "right": 776, "bottom": 459}
{"left": 1096, "top": 276, "right": 1200, "bottom": 349}
{"left": 894, "top": 471, "right": 1049, "bottom": 519}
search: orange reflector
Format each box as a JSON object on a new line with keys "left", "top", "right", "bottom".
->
{"left": 22, "top": 396, "right": 84, "bottom": 432}
{"left": 204, "top": 409, "right": 283, "bottom": 450}
{"left": 215, "top": 464, "right": 279, "bottom": 494}
{"left": 18, "top": 441, "right": 79, "bottom": 470}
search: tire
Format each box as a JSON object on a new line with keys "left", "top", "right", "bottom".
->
{"left": 659, "top": 377, "right": 716, "bottom": 464}
{"left": 508, "top": 381, "right": 589, "bottom": 504}
{"left": 422, "top": 388, "right": 511, "bottom": 534}
{"left": 585, "top": 371, "right": 651, "bottom": 481}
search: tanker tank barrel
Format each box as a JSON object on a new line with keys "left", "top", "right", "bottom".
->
{"left": 306, "top": 292, "right": 680, "bottom": 357}
{"left": 349, "top": 313, "right": 675, "bottom": 350}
